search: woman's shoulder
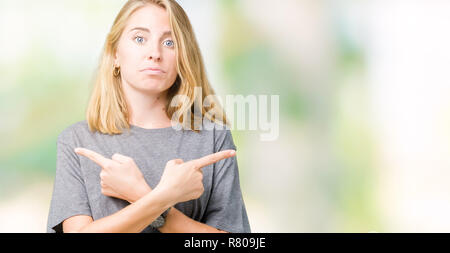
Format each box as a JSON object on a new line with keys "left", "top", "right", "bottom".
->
{"left": 56, "top": 120, "right": 90, "bottom": 145}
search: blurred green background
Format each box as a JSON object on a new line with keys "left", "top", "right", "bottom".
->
{"left": 1, "top": 0, "right": 450, "bottom": 232}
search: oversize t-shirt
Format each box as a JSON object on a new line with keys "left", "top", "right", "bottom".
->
{"left": 46, "top": 120, "right": 251, "bottom": 233}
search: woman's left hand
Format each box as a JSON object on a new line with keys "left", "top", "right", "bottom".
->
{"left": 74, "top": 147, "right": 151, "bottom": 203}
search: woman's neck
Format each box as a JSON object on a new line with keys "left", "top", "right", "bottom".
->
{"left": 123, "top": 85, "right": 172, "bottom": 129}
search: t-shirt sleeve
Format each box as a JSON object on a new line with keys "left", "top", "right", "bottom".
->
{"left": 202, "top": 128, "right": 251, "bottom": 233}
{"left": 46, "top": 130, "right": 92, "bottom": 233}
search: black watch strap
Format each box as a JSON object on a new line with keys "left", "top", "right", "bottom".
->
{"left": 162, "top": 207, "right": 172, "bottom": 218}
{"left": 150, "top": 207, "right": 172, "bottom": 229}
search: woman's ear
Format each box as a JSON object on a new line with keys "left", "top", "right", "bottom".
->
{"left": 113, "top": 50, "right": 120, "bottom": 68}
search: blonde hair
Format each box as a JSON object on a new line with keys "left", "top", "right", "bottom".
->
{"left": 86, "top": 0, "right": 228, "bottom": 134}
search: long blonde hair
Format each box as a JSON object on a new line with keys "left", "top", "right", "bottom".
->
{"left": 86, "top": 0, "right": 228, "bottom": 134}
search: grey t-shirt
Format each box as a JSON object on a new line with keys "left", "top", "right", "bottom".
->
{"left": 46, "top": 120, "right": 251, "bottom": 233}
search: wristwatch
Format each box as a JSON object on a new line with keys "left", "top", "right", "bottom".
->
{"left": 150, "top": 207, "right": 172, "bottom": 229}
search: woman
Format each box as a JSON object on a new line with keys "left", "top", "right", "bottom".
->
{"left": 46, "top": 0, "right": 251, "bottom": 233}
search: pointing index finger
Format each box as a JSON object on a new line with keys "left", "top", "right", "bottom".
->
{"left": 191, "top": 150, "right": 236, "bottom": 170}
{"left": 74, "top": 147, "right": 110, "bottom": 168}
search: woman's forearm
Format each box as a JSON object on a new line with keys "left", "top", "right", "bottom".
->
{"left": 76, "top": 187, "right": 173, "bottom": 233}
{"left": 134, "top": 187, "right": 227, "bottom": 233}
{"left": 158, "top": 207, "right": 228, "bottom": 233}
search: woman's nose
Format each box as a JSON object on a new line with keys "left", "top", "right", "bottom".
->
{"left": 148, "top": 53, "right": 161, "bottom": 61}
{"left": 147, "top": 43, "right": 162, "bottom": 61}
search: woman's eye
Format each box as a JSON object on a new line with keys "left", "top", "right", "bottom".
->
{"left": 134, "top": 36, "right": 145, "bottom": 44}
{"left": 163, "top": 40, "right": 174, "bottom": 47}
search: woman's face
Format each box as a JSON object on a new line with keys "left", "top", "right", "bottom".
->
{"left": 114, "top": 4, "right": 178, "bottom": 95}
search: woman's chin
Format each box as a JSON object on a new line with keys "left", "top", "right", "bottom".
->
{"left": 133, "top": 83, "right": 167, "bottom": 95}
{"left": 124, "top": 78, "right": 172, "bottom": 95}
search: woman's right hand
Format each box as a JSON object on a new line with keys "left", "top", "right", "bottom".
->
{"left": 154, "top": 150, "right": 236, "bottom": 205}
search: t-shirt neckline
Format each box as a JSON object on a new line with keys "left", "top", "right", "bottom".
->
{"left": 129, "top": 123, "right": 180, "bottom": 133}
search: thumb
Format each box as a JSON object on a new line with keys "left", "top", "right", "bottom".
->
{"left": 173, "top": 158, "right": 184, "bottom": 164}
{"left": 167, "top": 158, "right": 184, "bottom": 166}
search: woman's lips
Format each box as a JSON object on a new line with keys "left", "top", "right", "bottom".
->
{"left": 140, "top": 67, "right": 166, "bottom": 75}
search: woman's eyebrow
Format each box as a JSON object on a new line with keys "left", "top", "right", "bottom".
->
{"left": 161, "top": 31, "right": 172, "bottom": 36}
{"left": 128, "top": 27, "right": 172, "bottom": 37}
{"left": 129, "top": 27, "right": 150, "bottom": 33}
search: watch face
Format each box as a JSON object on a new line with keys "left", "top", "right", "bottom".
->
{"left": 151, "top": 215, "right": 165, "bottom": 228}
